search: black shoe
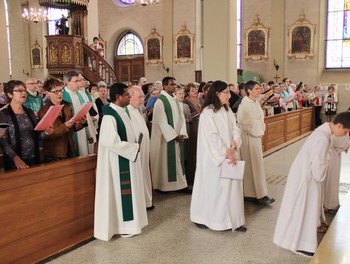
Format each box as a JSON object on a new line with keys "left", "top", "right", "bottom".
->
{"left": 195, "top": 223, "right": 208, "bottom": 229}
{"left": 256, "top": 196, "right": 275, "bottom": 205}
{"left": 244, "top": 197, "right": 258, "bottom": 203}
{"left": 177, "top": 186, "right": 192, "bottom": 194}
{"left": 235, "top": 225, "right": 247, "bottom": 232}
{"left": 296, "top": 250, "right": 314, "bottom": 258}
{"left": 146, "top": 204, "right": 155, "bottom": 211}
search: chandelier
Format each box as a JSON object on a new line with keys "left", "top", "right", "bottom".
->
{"left": 113, "top": 0, "right": 159, "bottom": 7}
{"left": 22, "top": 7, "right": 49, "bottom": 23}
{"left": 132, "top": 0, "right": 159, "bottom": 6}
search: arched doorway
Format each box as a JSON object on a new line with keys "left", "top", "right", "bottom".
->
{"left": 115, "top": 31, "right": 144, "bottom": 83}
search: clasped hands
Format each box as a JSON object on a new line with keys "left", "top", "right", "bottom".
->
{"left": 225, "top": 146, "right": 237, "bottom": 166}
{"left": 175, "top": 135, "right": 186, "bottom": 142}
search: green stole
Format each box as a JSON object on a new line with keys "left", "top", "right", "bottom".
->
{"left": 63, "top": 88, "right": 85, "bottom": 156}
{"left": 158, "top": 94, "right": 185, "bottom": 182}
{"left": 103, "top": 105, "right": 134, "bottom": 221}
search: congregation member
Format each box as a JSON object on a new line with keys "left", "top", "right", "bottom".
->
{"left": 279, "top": 78, "right": 295, "bottom": 112}
{"left": 273, "top": 111, "right": 350, "bottom": 258}
{"left": 62, "top": 70, "right": 89, "bottom": 156}
{"left": 94, "top": 82, "right": 148, "bottom": 240}
{"left": 237, "top": 80, "right": 275, "bottom": 205}
{"left": 324, "top": 84, "right": 338, "bottom": 122}
{"left": 150, "top": 76, "right": 190, "bottom": 193}
{"left": 38, "top": 77, "right": 87, "bottom": 163}
{"left": 23, "top": 77, "right": 43, "bottom": 116}
{"left": 94, "top": 81, "right": 110, "bottom": 140}
{"left": 312, "top": 84, "right": 323, "bottom": 127}
{"left": 228, "top": 83, "right": 241, "bottom": 113}
{"left": 190, "top": 80, "right": 246, "bottom": 232}
{"left": 174, "top": 86, "right": 191, "bottom": 184}
{"left": 0, "top": 80, "right": 52, "bottom": 170}
{"left": 323, "top": 132, "right": 350, "bottom": 213}
{"left": 127, "top": 86, "right": 154, "bottom": 210}
{"left": 183, "top": 82, "right": 201, "bottom": 186}
{"left": 78, "top": 74, "right": 98, "bottom": 154}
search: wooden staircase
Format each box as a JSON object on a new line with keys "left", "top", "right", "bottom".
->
{"left": 82, "top": 43, "right": 117, "bottom": 85}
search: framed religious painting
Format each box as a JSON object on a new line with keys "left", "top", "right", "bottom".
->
{"left": 245, "top": 16, "right": 269, "bottom": 61}
{"left": 145, "top": 28, "right": 163, "bottom": 64}
{"left": 174, "top": 25, "right": 194, "bottom": 64}
{"left": 288, "top": 14, "right": 316, "bottom": 60}
{"left": 31, "top": 41, "right": 43, "bottom": 69}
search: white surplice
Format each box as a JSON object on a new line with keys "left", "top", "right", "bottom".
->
{"left": 236, "top": 96, "right": 268, "bottom": 199}
{"left": 190, "top": 106, "right": 245, "bottom": 231}
{"left": 64, "top": 87, "right": 88, "bottom": 156}
{"left": 150, "top": 91, "right": 188, "bottom": 191}
{"left": 94, "top": 103, "right": 148, "bottom": 241}
{"left": 324, "top": 134, "right": 350, "bottom": 209}
{"left": 273, "top": 123, "right": 332, "bottom": 253}
{"left": 127, "top": 104, "right": 153, "bottom": 207}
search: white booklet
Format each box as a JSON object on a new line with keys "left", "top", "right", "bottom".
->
{"left": 220, "top": 159, "right": 245, "bottom": 180}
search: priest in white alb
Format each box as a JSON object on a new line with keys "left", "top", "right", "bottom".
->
{"left": 127, "top": 86, "right": 154, "bottom": 209}
{"left": 62, "top": 71, "right": 89, "bottom": 157}
{"left": 94, "top": 83, "right": 148, "bottom": 241}
{"left": 150, "top": 77, "right": 189, "bottom": 192}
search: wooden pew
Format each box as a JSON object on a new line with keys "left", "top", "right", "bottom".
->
{"left": 0, "top": 155, "right": 96, "bottom": 263}
{"left": 310, "top": 192, "right": 350, "bottom": 263}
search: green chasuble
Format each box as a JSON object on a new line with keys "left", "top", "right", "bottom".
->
{"left": 158, "top": 94, "right": 185, "bottom": 182}
{"left": 102, "top": 105, "right": 134, "bottom": 221}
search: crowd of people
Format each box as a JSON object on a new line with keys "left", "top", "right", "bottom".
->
{"left": 0, "top": 74, "right": 349, "bottom": 259}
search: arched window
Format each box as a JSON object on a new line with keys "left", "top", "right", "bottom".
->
{"left": 326, "top": 0, "right": 350, "bottom": 68}
{"left": 116, "top": 31, "right": 144, "bottom": 56}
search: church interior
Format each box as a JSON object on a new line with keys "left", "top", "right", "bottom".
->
{"left": 1, "top": 0, "right": 350, "bottom": 263}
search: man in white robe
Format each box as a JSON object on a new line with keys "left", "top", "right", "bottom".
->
{"left": 62, "top": 71, "right": 89, "bottom": 157}
{"left": 273, "top": 112, "right": 350, "bottom": 257}
{"left": 190, "top": 80, "right": 246, "bottom": 232}
{"left": 237, "top": 80, "right": 275, "bottom": 205}
{"left": 78, "top": 74, "right": 98, "bottom": 154}
{"left": 127, "top": 86, "right": 154, "bottom": 209}
{"left": 323, "top": 134, "right": 350, "bottom": 211}
{"left": 150, "top": 77, "right": 189, "bottom": 192}
{"left": 94, "top": 83, "right": 148, "bottom": 241}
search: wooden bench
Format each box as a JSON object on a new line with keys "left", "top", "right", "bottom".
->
{"left": 310, "top": 192, "right": 350, "bottom": 263}
{"left": 0, "top": 155, "right": 96, "bottom": 263}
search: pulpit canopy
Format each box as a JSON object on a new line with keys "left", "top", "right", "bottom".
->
{"left": 38, "top": 0, "right": 89, "bottom": 9}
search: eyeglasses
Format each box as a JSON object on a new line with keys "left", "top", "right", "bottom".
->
{"left": 13, "top": 89, "right": 27, "bottom": 93}
{"left": 50, "top": 89, "right": 64, "bottom": 94}
{"left": 26, "top": 82, "right": 38, "bottom": 85}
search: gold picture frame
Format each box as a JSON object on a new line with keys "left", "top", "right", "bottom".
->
{"left": 31, "top": 40, "right": 43, "bottom": 69}
{"left": 145, "top": 27, "right": 163, "bottom": 65}
{"left": 245, "top": 16, "right": 269, "bottom": 61}
{"left": 174, "top": 25, "right": 194, "bottom": 64}
{"left": 288, "top": 13, "right": 316, "bottom": 60}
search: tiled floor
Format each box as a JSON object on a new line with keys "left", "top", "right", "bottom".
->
{"left": 47, "top": 138, "right": 349, "bottom": 264}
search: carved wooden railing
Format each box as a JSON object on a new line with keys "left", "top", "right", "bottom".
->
{"left": 82, "top": 43, "right": 117, "bottom": 85}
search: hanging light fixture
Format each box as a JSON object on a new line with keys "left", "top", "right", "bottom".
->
{"left": 22, "top": 6, "right": 49, "bottom": 23}
{"left": 113, "top": 0, "right": 159, "bottom": 7}
{"left": 132, "top": 0, "right": 159, "bottom": 6}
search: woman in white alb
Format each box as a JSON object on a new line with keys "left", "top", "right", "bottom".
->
{"left": 190, "top": 80, "right": 246, "bottom": 232}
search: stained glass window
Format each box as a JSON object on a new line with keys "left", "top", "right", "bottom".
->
{"left": 116, "top": 32, "right": 144, "bottom": 56}
{"left": 326, "top": 0, "right": 350, "bottom": 68}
